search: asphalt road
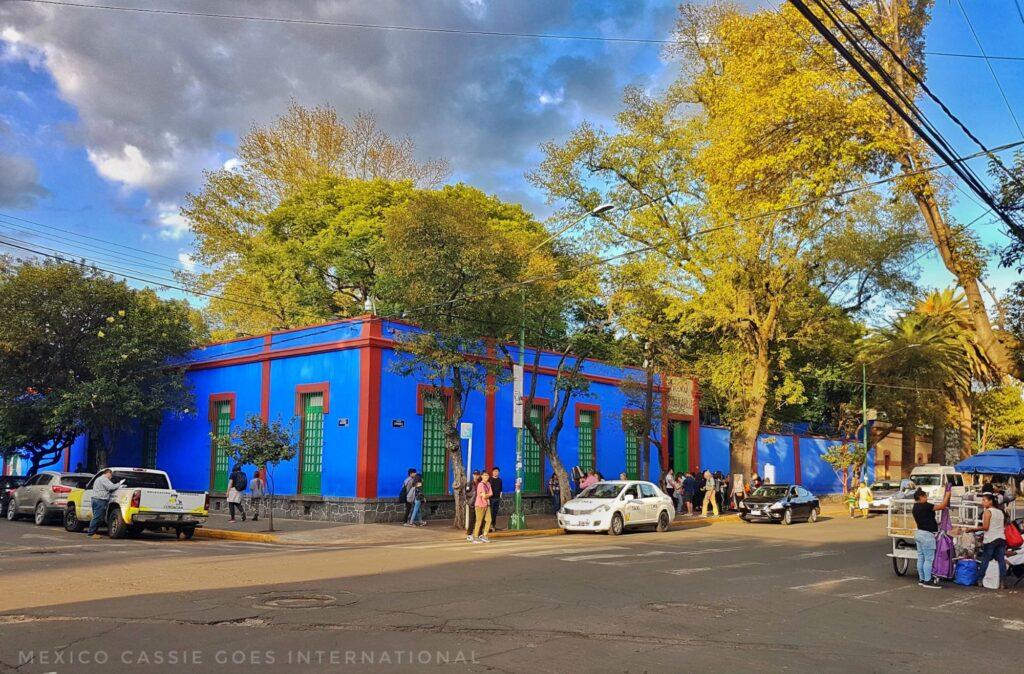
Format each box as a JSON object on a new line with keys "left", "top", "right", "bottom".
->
{"left": 1, "top": 515, "right": 1021, "bottom": 674}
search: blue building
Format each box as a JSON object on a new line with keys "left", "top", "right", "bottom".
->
{"left": 51, "top": 316, "right": 702, "bottom": 522}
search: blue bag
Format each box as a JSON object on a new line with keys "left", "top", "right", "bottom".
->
{"left": 953, "top": 559, "right": 980, "bottom": 586}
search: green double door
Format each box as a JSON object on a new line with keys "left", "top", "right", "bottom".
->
{"left": 421, "top": 398, "right": 446, "bottom": 496}
{"left": 671, "top": 420, "right": 690, "bottom": 473}
{"left": 299, "top": 393, "right": 324, "bottom": 495}
{"left": 211, "top": 401, "right": 232, "bottom": 492}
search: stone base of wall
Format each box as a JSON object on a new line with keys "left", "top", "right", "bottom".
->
{"left": 208, "top": 492, "right": 557, "bottom": 524}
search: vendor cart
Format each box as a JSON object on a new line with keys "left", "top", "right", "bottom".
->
{"left": 885, "top": 496, "right": 1017, "bottom": 577}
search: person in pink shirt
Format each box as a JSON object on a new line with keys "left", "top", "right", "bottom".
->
{"left": 580, "top": 470, "right": 599, "bottom": 491}
{"left": 471, "top": 472, "right": 493, "bottom": 543}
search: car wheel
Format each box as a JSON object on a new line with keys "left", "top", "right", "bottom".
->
{"left": 608, "top": 513, "right": 624, "bottom": 536}
{"left": 64, "top": 506, "right": 84, "bottom": 532}
{"left": 6, "top": 498, "right": 18, "bottom": 521}
{"left": 808, "top": 507, "right": 819, "bottom": 523}
{"left": 107, "top": 508, "right": 128, "bottom": 539}
{"left": 781, "top": 508, "right": 793, "bottom": 526}
{"left": 656, "top": 510, "right": 671, "bottom": 532}
{"left": 893, "top": 539, "right": 911, "bottom": 577}
{"left": 740, "top": 514, "right": 750, "bottom": 522}
{"left": 178, "top": 526, "right": 196, "bottom": 540}
{"left": 33, "top": 502, "right": 48, "bottom": 526}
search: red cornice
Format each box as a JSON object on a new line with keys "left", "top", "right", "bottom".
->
{"left": 574, "top": 403, "right": 601, "bottom": 428}
{"left": 208, "top": 393, "right": 237, "bottom": 422}
{"left": 295, "top": 382, "right": 331, "bottom": 415}
{"left": 200, "top": 314, "right": 372, "bottom": 347}
{"left": 417, "top": 384, "right": 455, "bottom": 418}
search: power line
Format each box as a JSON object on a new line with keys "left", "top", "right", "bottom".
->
{"left": 6, "top": 0, "right": 1024, "bottom": 62}
{"left": 952, "top": 0, "right": 1024, "bottom": 138}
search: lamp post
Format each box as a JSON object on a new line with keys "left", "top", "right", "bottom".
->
{"left": 508, "top": 203, "right": 614, "bottom": 531}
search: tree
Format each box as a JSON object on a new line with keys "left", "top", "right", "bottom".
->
{"left": 0, "top": 261, "right": 204, "bottom": 473}
{"left": 975, "top": 382, "right": 1024, "bottom": 451}
{"left": 379, "top": 185, "right": 545, "bottom": 528}
{"left": 215, "top": 415, "right": 298, "bottom": 532}
{"left": 182, "top": 104, "right": 449, "bottom": 336}
{"left": 531, "top": 4, "right": 924, "bottom": 479}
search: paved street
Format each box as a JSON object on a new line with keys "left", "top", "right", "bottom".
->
{"left": 1, "top": 514, "right": 1021, "bottom": 673}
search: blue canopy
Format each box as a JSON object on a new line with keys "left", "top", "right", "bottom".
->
{"left": 955, "top": 447, "right": 1024, "bottom": 476}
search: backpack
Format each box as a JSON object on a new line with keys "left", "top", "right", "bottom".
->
{"left": 231, "top": 471, "right": 248, "bottom": 491}
{"left": 397, "top": 482, "right": 408, "bottom": 504}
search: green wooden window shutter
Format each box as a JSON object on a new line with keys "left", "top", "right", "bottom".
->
{"left": 211, "top": 401, "right": 232, "bottom": 492}
{"left": 578, "top": 411, "right": 595, "bottom": 474}
{"left": 421, "top": 397, "right": 446, "bottom": 496}
{"left": 523, "top": 406, "right": 543, "bottom": 492}
{"left": 299, "top": 392, "right": 324, "bottom": 495}
{"left": 625, "top": 428, "right": 639, "bottom": 480}
{"left": 142, "top": 425, "right": 159, "bottom": 469}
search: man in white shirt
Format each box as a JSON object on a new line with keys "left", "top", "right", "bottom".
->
{"left": 87, "top": 469, "right": 125, "bottom": 538}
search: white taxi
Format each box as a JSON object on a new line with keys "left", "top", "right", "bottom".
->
{"left": 557, "top": 480, "right": 674, "bottom": 535}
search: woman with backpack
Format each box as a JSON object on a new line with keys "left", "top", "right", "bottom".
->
{"left": 227, "top": 464, "right": 248, "bottom": 522}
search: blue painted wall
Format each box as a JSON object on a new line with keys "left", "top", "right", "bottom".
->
{"left": 699, "top": 426, "right": 731, "bottom": 474}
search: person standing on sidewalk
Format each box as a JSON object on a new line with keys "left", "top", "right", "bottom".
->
{"left": 463, "top": 471, "right": 481, "bottom": 541}
{"left": 701, "top": 470, "right": 719, "bottom": 518}
{"left": 471, "top": 472, "right": 493, "bottom": 543}
{"left": 682, "top": 472, "right": 697, "bottom": 516}
{"left": 399, "top": 468, "right": 417, "bottom": 524}
{"left": 548, "top": 472, "right": 561, "bottom": 513}
{"left": 87, "top": 468, "right": 124, "bottom": 538}
{"left": 489, "top": 467, "right": 503, "bottom": 532}
{"left": 913, "top": 485, "right": 951, "bottom": 588}
{"left": 964, "top": 492, "right": 1007, "bottom": 589}
{"left": 249, "top": 472, "right": 266, "bottom": 522}
{"left": 227, "top": 464, "right": 248, "bottom": 522}
{"left": 662, "top": 467, "right": 676, "bottom": 503}
{"left": 405, "top": 477, "right": 426, "bottom": 527}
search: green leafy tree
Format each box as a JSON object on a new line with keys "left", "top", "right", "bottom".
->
{"left": 0, "top": 261, "right": 204, "bottom": 474}
{"left": 975, "top": 382, "right": 1024, "bottom": 451}
{"left": 215, "top": 414, "right": 298, "bottom": 532}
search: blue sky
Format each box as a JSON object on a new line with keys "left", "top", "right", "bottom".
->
{"left": 0, "top": 0, "right": 1021, "bottom": 311}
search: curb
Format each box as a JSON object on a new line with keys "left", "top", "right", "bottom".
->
{"left": 194, "top": 527, "right": 281, "bottom": 544}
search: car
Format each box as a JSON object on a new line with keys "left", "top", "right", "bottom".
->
{"left": 909, "top": 464, "right": 966, "bottom": 501}
{"left": 868, "top": 479, "right": 914, "bottom": 512}
{"left": 64, "top": 467, "right": 209, "bottom": 539}
{"left": 739, "top": 484, "right": 820, "bottom": 525}
{"left": 557, "top": 480, "right": 675, "bottom": 535}
{"left": 6, "top": 471, "right": 91, "bottom": 525}
{"left": 0, "top": 475, "right": 28, "bottom": 519}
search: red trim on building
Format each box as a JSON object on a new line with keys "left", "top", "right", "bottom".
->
{"left": 416, "top": 384, "right": 456, "bottom": 418}
{"left": 294, "top": 382, "right": 331, "bottom": 415}
{"left": 621, "top": 408, "right": 642, "bottom": 427}
{"left": 793, "top": 434, "right": 802, "bottom": 485}
{"left": 63, "top": 445, "right": 71, "bottom": 471}
{"left": 356, "top": 319, "right": 382, "bottom": 499}
{"left": 485, "top": 343, "right": 496, "bottom": 469}
{"left": 259, "top": 336, "right": 271, "bottom": 423}
{"left": 208, "top": 393, "right": 237, "bottom": 421}
{"left": 201, "top": 314, "right": 371, "bottom": 347}
{"left": 690, "top": 378, "right": 701, "bottom": 471}
{"left": 574, "top": 403, "right": 601, "bottom": 428}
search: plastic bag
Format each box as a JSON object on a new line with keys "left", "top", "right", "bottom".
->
{"left": 982, "top": 562, "right": 1000, "bottom": 589}
{"left": 954, "top": 559, "right": 980, "bottom": 586}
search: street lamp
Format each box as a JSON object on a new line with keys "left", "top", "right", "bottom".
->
{"left": 509, "top": 203, "right": 615, "bottom": 531}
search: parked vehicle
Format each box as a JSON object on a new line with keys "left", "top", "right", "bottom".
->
{"left": 739, "top": 484, "right": 820, "bottom": 525}
{"left": 64, "top": 468, "right": 208, "bottom": 539}
{"left": 557, "top": 480, "right": 674, "bottom": 535}
{"left": 868, "top": 479, "right": 914, "bottom": 513}
{"left": 909, "top": 464, "right": 965, "bottom": 501}
{"left": 0, "top": 475, "right": 28, "bottom": 519}
{"left": 6, "top": 471, "right": 91, "bottom": 525}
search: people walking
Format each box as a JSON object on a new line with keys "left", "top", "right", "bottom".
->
{"left": 912, "top": 485, "right": 951, "bottom": 588}
{"left": 463, "top": 471, "right": 481, "bottom": 541}
{"left": 701, "top": 469, "right": 719, "bottom": 518}
{"left": 400, "top": 468, "right": 417, "bottom": 524}
{"left": 86, "top": 468, "right": 124, "bottom": 537}
{"left": 662, "top": 468, "right": 676, "bottom": 502}
{"left": 249, "top": 471, "right": 266, "bottom": 522}
{"left": 227, "top": 464, "right": 248, "bottom": 522}
{"left": 682, "top": 472, "right": 696, "bottom": 516}
{"left": 965, "top": 492, "right": 1007, "bottom": 589}
{"left": 548, "top": 472, "right": 561, "bottom": 513}
{"left": 855, "top": 481, "right": 873, "bottom": 519}
{"left": 715, "top": 470, "right": 728, "bottom": 512}
{"left": 471, "top": 472, "right": 493, "bottom": 543}
{"left": 672, "top": 473, "right": 685, "bottom": 514}
{"left": 489, "top": 467, "right": 503, "bottom": 532}
{"left": 405, "top": 477, "right": 426, "bottom": 526}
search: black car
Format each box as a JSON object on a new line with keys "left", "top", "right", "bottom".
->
{"left": 0, "top": 475, "right": 28, "bottom": 518}
{"left": 739, "top": 484, "right": 820, "bottom": 525}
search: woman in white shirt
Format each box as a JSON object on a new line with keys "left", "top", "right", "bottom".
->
{"left": 964, "top": 493, "right": 1007, "bottom": 589}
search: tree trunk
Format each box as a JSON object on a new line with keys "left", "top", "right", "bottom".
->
{"left": 902, "top": 405, "right": 918, "bottom": 468}
{"left": 953, "top": 390, "right": 974, "bottom": 459}
{"left": 731, "top": 350, "right": 770, "bottom": 479}
{"left": 930, "top": 411, "right": 946, "bottom": 464}
{"left": 547, "top": 447, "right": 572, "bottom": 508}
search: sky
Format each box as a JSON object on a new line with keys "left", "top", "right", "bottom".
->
{"left": 0, "top": 0, "right": 1022, "bottom": 312}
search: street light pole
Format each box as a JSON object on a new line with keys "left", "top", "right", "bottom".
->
{"left": 509, "top": 203, "right": 614, "bottom": 531}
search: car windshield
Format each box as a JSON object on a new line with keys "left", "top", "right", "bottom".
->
{"left": 578, "top": 483, "right": 624, "bottom": 499}
{"left": 60, "top": 476, "right": 91, "bottom": 488}
{"left": 752, "top": 486, "right": 789, "bottom": 499}
{"left": 110, "top": 471, "right": 170, "bottom": 489}
{"left": 912, "top": 474, "right": 942, "bottom": 486}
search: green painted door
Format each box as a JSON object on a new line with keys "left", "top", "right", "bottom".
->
{"left": 625, "top": 428, "right": 639, "bottom": 480}
{"left": 421, "top": 398, "right": 446, "bottom": 496}
{"left": 523, "top": 406, "right": 542, "bottom": 492}
{"left": 299, "top": 393, "right": 324, "bottom": 495}
{"left": 577, "top": 411, "right": 595, "bottom": 474}
{"left": 671, "top": 420, "right": 689, "bottom": 473}
{"left": 142, "top": 424, "right": 159, "bottom": 469}
{"left": 211, "top": 402, "right": 232, "bottom": 492}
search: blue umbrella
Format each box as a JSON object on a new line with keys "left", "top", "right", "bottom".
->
{"left": 955, "top": 447, "right": 1024, "bottom": 476}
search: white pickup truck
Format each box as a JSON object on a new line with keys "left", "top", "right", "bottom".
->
{"left": 64, "top": 467, "right": 208, "bottom": 539}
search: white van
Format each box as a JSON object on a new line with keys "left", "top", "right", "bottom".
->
{"left": 909, "top": 464, "right": 966, "bottom": 500}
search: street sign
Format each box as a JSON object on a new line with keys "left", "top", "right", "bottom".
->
{"left": 391, "top": 419, "right": 405, "bottom": 428}
{"left": 512, "top": 364, "right": 524, "bottom": 428}
{"left": 460, "top": 422, "right": 473, "bottom": 439}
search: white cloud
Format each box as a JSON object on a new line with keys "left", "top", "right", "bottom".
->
{"left": 157, "top": 203, "right": 190, "bottom": 240}
{"left": 222, "top": 157, "right": 240, "bottom": 171}
{"left": 538, "top": 88, "right": 565, "bottom": 106}
{"left": 87, "top": 144, "right": 155, "bottom": 187}
{"left": 177, "top": 251, "right": 196, "bottom": 271}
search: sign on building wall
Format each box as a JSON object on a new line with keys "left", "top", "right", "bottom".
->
{"left": 512, "top": 364, "right": 524, "bottom": 428}
{"left": 665, "top": 376, "right": 695, "bottom": 417}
